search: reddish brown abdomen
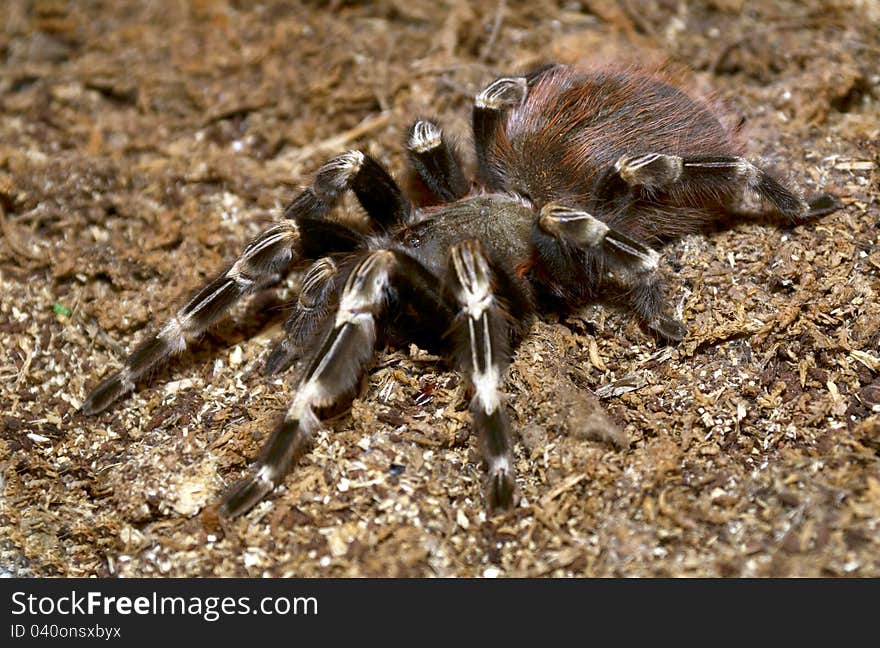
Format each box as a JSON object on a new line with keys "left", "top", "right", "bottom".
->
{"left": 487, "top": 66, "right": 740, "bottom": 239}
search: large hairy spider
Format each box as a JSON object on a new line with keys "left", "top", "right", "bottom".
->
{"left": 82, "top": 63, "right": 839, "bottom": 518}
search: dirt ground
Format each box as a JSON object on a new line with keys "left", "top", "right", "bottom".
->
{"left": 0, "top": 0, "right": 878, "bottom": 578}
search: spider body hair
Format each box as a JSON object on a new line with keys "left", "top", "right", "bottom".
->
{"left": 488, "top": 66, "right": 743, "bottom": 239}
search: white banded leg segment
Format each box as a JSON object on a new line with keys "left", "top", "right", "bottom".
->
{"left": 473, "top": 76, "right": 528, "bottom": 186}
{"left": 300, "top": 250, "right": 394, "bottom": 392}
{"left": 408, "top": 119, "right": 443, "bottom": 153}
{"left": 406, "top": 119, "right": 469, "bottom": 202}
{"left": 175, "top": 221, "right": 299, "bottom": 331}
{"left": 615, "top": 153, "right": 753, "bottom": 189}
{"left": 299, "top": 257, "right": 339, "bottom": 311}
{"left": 219, "top": 251, "right": 397, "bottom": 518}
{"left": 475, "top": 77, "right": 528, "bottom": 111}
{"left": 616, "top": 153, "right": 812, "bottom": 218}
{"left": 314, "top": 151, "right": 365, "bottom": 201}
{"left": 615, "top": 153, "right": 684, "bottom": 188}
{"left": 81, "top": 221, "right": 299, "bottom": 416}
{"left": 310, "top": 150, "right": 412, "bottom": 230}
{"left": 538, "top": 203, "right": 610, "bottom": 247}
{"left": 266, "top": 257, "right": 340, "bottom": 376}
{"left": 450, "top": 239, "right": 495, "bottom": 320}
{"left": 282, "top": 149, "right": 410, "bottom": 230}
{"left": 538, "top": 202, "right": 659, "bottom": 273}
{"left": 535, "top": 202, "right": 684, "bottom": 340}
{"left": 280, "top": 151, "right": 365, "bottom": 222}
{"left": 448, "top": 240, "right": 517, "bottom": 512}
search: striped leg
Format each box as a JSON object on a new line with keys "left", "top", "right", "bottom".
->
{"left": 219, "top": 250, "right": 399, "bottom": 517}
{"left": 471, "top": 66, "right": 557, "bottom": 189}
{"left": 82, "top": 150, "right": 412, "bottom": 415}
{"left": 613, "top": 153, "right": 840, "bottom": 220}
{"left": 537, "top": 202, "right": 686, "bottom": 341}
{"left": 447, "top": 240, "right": 518, "bottom": 513}
{"left": 537, "top": 202, "right": 659, "bottom": 272}
{"left": 287, "top": 150, "right": 410, "bottom": 232}
{"left": 265, "top": 257, "right": 339, "bottom": 376}
{"left": 81, "top": 221, "right": 299, "bottom": 415}
{"left": 406, "top": 119, "right": 468, "bottom": 203}
{"left": 472, "top": 76, "right": 527, "bottom": 186}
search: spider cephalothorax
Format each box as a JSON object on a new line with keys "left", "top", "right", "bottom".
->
{"left": 81, "top": 63, "right": 839, "bottom": 518}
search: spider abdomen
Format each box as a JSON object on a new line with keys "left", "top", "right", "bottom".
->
{"left": 487, "top": 66, "right": 743, "bottom": 241}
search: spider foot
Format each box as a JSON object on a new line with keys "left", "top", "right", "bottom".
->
{"left": 81, "top": 370, "right": 133, "bottom": 415}
{"left": 265, "top": 338, "right": 299, "bottom": 376}
{"left": 806, "top": 193, "right": 842, "bottom": 219}
{"left": 649, "top": 315, "right": 688, "bottom": 343}
{"left": 486, "top": 467, "right": 518, "bottom": 514}
{"left": 219, "top": 468, "right": 278, "bottom": 519}
{"left": 475, "top": 404, "right": 518, "bottom": 514}
{"left": 219, "top": 410, "right": 318, "bottom": 518}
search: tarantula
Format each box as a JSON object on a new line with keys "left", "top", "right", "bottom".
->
{"left": 81, "top": 63, "right": 839, "bottom": 518}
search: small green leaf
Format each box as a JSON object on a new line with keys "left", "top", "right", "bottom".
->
{"left": 53, "top": 302, "right": 71, "bottom": 317}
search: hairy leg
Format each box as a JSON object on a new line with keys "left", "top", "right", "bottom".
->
{"left": 219, "top": 247, "right": 456, "bottom": 517}
{"left": 536, "top": 202, "right": 686, "bottom": 341}
{"left": 613, "top": 153, "right": 839, "bottom": 220}
{"left": 265, "top": 256, "right": 340, "bottom": 376}
{"left": 446, "top": 240, "right": 523, "bottom": 512}
{"left": 83, "top": 149, "right": 411, "bottom": 414}
{"left": 406, "top": 119, "right": 469, "bottom": 203}
{"left": 472, "top": 76, "right": 527, "bottom": 187}
{"left": 219, "top": 250, "right": 397, "bottom": 517}
{"left": 81, "top": 220, "right": 299, "bottom": 414}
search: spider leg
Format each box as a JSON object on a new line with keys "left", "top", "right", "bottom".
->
{"left": 265, "top": 256, "right": 339, "bottom": 376}
{"left": 471, "top": 65, "right": 559, "bottom": 190}
{"left": 446, "top": 240, "right": 520, "bottom": 512}
{"left": 221, "top": 247, "right": 461, "bottom": 517}
{"left": 537, "top": 203, "right": 686, "bottom": 341}
{"left": 82, "top": 150, "right": 408, "bottom": 415}
{"left": 406, "top": 119, "right": 469, "bottom": 203}
{"left": 616, "top": 273, "right": 687, "bottom": 342}
{"left": 538, "top": 202, "right": 659, "bottom": 272}
{"left": 286, "top": 149, "right": 411, "bottom": 232}
{"left": 219, "top": 247, "right": 457, "bottom": 517}
{"left": 472, "top": 75, "right": 527, "bottom": 186}
{"left": 222, "top": 239, "right": 527, "bottom": 517}
{"left": 613, "top": 153, "right": 839, "bottom": 220}
{"left": 265, "top": 150, "right": 415, "bottom": 373}
{"left": 81, "top": 221, "right": 299, "bottom": 415}
{"left": 219, "top": 250, "right": 397, "bottom": 517}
